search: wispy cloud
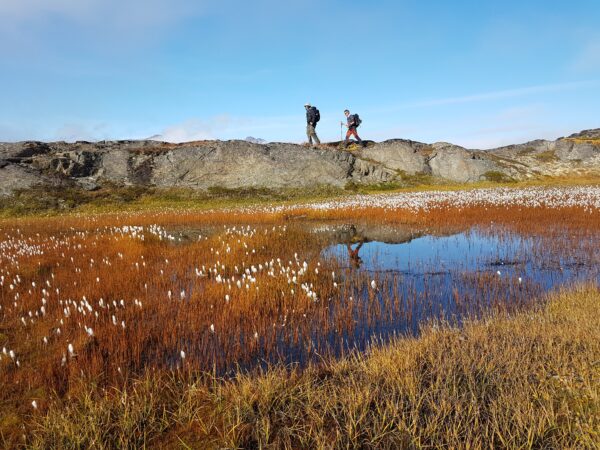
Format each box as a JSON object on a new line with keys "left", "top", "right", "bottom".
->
{"left": 412, "top": 80, "right": 599, "bottom": 107}
{"left": 369, "top": 80, "right": 600, "bottom": 115}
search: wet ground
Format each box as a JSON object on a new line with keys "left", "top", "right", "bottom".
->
{"left": 2, "top": 218, "right": 598, "bottom": 377}
{"left": 170, "top": 221, "right": 600, "bottom": 372}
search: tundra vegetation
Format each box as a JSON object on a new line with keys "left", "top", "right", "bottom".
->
{"left": 0, "top": 185, "right": 599, "bottom": 448}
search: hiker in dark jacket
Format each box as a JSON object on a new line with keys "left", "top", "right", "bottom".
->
{"left": 305, "top": 103, "right": 320, "bottom": 146}
{"left": 342, "top": 109, "right": 365, "bottom": 148}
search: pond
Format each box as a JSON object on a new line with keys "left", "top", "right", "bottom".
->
{"left": 196, "top": 222, "right": 600, "bottom": 373}
{"left": 320, "top": 226, "right": 599, "bottom": 344}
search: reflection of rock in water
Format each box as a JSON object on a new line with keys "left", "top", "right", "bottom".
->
{"left": 323, "top": 222, "right": 423, "bottom": 245}
{"left": 163, "top": 221, "right": 461, "bottom": 248}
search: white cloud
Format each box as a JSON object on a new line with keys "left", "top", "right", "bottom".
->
{"left": 155, "top": 114, "right": 298, "bottom": 143}
{"left": 156, "top": 118, "right": 219, "bottom": 142}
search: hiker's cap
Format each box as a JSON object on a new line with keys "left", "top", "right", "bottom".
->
{"left": 304, "top": 103, "right": 311, "bottom": 107}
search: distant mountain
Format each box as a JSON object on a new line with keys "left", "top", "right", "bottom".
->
{"left": 245, "top": 136, "right": 267, "bottom": 144}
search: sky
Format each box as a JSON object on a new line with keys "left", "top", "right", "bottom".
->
{"left": 0, "top": 0, "right": 599, "bottom": 148}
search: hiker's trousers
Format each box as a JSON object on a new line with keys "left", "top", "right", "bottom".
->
{"left": 345, "top": 127, "right": 362, "bottom": 144}
{"left": 306, "top": 124, "right": 320, "bottom": 145}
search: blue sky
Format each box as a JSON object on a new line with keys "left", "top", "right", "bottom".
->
{"left": 1, "top": 0, "right": 599, "bottom": 148}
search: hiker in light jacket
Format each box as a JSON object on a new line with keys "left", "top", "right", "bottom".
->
{"left": 305, "top": 103, "right": 321, "bottom": 146}
{"left": 342, "top": 109, "right": 365, "bottom": 148}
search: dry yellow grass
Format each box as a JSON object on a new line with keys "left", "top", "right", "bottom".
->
{"left": 564, "top": 138, "right": 600, "bottom": 146}
{"left": 29, "top": 285, "right": 600, "bottom": 449}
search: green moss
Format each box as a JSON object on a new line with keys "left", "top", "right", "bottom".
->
{"left": 483, "top": 171, "right": 515, "bottom": 183}
{"left": 517, "top": 147, "right": 537, "bottom": 156}
{"left": 0, "top": 185, "right": 348, "bottom": 217}
{"left": 398, "top": 171, "right": 437, "bottom": 186}
{"left": 535, "top": 150, "right": 558, "bottom": 162}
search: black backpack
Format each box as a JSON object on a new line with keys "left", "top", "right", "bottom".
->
{"left": 312, "top": 107, "right": 320, "bottom": 123}
{"left": 353, "top": 114, "right": 362, "bottom": 127}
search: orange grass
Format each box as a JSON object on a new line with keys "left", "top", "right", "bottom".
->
{"left": 27, "top": 285, "right": 600, "bottom": 449}
{"left": 1, "top": 202, "right": 599, "bottom": 447}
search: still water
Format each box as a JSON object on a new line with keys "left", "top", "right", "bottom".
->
{"left": 175, "top": 223, "right": 600, "bottom": 373}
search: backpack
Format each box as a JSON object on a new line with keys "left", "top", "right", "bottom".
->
{"left": 353, "top": 114, "right": 362, "bottom": 127}
{"left": 312, "top": 107, "right": 320, "bottom": 123}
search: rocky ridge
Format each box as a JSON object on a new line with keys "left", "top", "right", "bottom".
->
{"left": 0, "top": 130, "right": 598, "bottom": 196}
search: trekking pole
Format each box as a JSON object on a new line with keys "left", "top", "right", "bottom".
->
{"left": 340, "top": 122, "right": 343, "bottom": 143}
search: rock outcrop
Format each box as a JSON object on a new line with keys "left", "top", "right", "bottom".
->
{"left": 1, "top": 129, "right": 599, "bottom": 196}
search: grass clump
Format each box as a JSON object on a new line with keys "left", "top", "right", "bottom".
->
{"left": 484, "top": 170, "right": 515, "bottom": 183}
{"left": 535, "top": 150, "right": 559, "bottom": 163}
{"left": 0, "top": 184, "right": 347, "bottom": 217}
{"left": 0, "top": 185, "right": 150, "bottom": 216}
{"left": 564, "top": 138, "right": 600, "bottom": 146}
{"left": 31, "top": 285, "right": 600, "bottom": 449}
{"left": 344, "top": 180, "right": 403, "bottom": 193}
{"left": 517, "top": 146, "right": 538, "bottom": 156}
{"left": 397, "top": 170, "right": 437, "bottom": 186}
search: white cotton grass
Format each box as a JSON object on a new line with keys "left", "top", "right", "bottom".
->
{"left": 245, "top": 186, "right": 600, "bottom": 215}
{"left": 0, "top": 187, "right": 596, "bottom": 409}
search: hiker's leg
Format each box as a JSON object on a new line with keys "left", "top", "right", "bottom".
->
{"left": 313, "top": 129, "right": 320, "bottom": 145}
{"left": 347, "top": 128, "right": 359, "bottom": 144}
{"left": 354, "top": 130, "right": 364, "bottom": 146}
{"left": 349, "top": 128, "right": 365, "bottom": 146}
{"left": 344, "top": 128, "right": 353, "bottom": 146}
{"left": 307, "top": 124, "right": 320, "bottom": 145}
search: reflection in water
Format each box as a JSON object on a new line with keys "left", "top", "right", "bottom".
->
{"left": 328, "top": 231, "right": 531, "bottom": 273}
{"left": 157, "top": 222, "right": 600, "bottom": 374}
{"left": 346, "top": 241, "right": 364, "bottom": 269}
